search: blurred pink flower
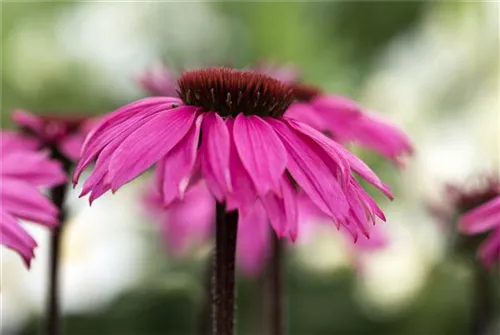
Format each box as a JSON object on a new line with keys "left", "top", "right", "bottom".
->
{"left": 75, "top": 68, "right": 391, "bottom": 247}
{"left": 13, "top": 109, "right": 95, "bottom": 161}
{"left": 286, "top": 85, "right": 413, "bottom": 166}
{"left": 138, "top": 62, "right": 179, "bottom": 97}
{"left": 0, "top": 131, "right": 66, "bottom": 267}
{"left": 459, "top": 196, "right": 500, "bottom": 269}
{"left": 144, "top": 181, "right": 271, "bottom": 276}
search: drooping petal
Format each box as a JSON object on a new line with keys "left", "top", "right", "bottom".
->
{"left": 59, "top": 133, "right": 85, "bottom": 161}
{"left": 478, "top": 228, "right": 500, "bottom": 269}
{"left": 0, "top": 210, "right": 37, "bottom": 267}
{"left": 236, "top": 201, "right": 270, "bottom": 277}
{"left": 1, "top": 131, "right": 40, "bottom": 153}
{"left": 107, "top": 106, "right": 197, "bottom": 192}
{"left": 287, "top": 118, "right": 392, "bottom": 199}
{"left": 285, "top": 103, "right": 325, "bottom": 131}
{"left": 2, "top": 151, "right": 66, "bottom": 187}
{"left": 12, "top": 109, "right": 44, "bottom": 135}
{"left": 225, "top": 117, "right": 257, "bottom": 212}
{"left": 159, "top": 114, "right": 203, "bottom": 205}
{"left": 261, "top": 176, "right": 298, "bottom": 240}
{"left": 0, "top": 179, "right": 59, "bottom": 226}
{"left": 233, "top": 114, "right": 287, "bottom": 195}
{"left": 268, "top": 118, "right": 349, "bottom": 220}
{"left": 459, "top": 197, "right": 500, "bottom": 234}
{"left": 200, "top": 112, "right": 232, "bottom": 201}
{"left": 74, "top": 98, "right": 181, "bottom": 184}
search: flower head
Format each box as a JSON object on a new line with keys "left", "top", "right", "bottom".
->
{"left": 0, "top": 131, "right": 66, "bottom": 267}
{"left": 286, "top": 83, "right": 413, "bottom": 166}
{"left": 13, "top": 109, "right": 93, "bottom": 161}
{"left": 436, "top": 176, "right": 500, "bottom": 269}
{"left": 75, "top": 67, "right": 392, "bottom": 243}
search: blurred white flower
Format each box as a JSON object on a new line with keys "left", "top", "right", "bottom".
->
{"left": 1, "top": 178, "right": 152, "bottom": 332}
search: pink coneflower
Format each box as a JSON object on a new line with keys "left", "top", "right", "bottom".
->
{"left": 75, "top": 68, "right": 391, "bottom": 239}
{"left": 13, "top": 109, "right": 93, "bottom": 161}
{"left": 74, "top": 68, "right": 392, "bottom": 334}
{"left": 433, "top": 176, "right": 500, "bottom": 269}
{"left": 286, "top": 83, "right": 413, "bottom": 166}
{"left": 0, "top": 131, "right": 66, "bottom": 267}
{"left": 459, "top": 196, "right": 500, "bottom": 269}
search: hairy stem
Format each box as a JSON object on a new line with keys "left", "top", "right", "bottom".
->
{"left": 46, "top": 150, "right": 71, "bottom": 335}
{"left": 212, "top": 203, "right": 238, "bottom": 335}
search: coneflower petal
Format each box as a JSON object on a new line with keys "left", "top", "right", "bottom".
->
{"left": 0, "top": 179, "right": 59, "bottom": 226}
{"left": 200, "top": 112, "right": 232, "bottom": 202}
{"left": 478, "top": 228, "right": 500, "bottom": 269}
{"left": 108, "top": 106, "right": 197, "bottom": 191}
{"left": 233, "top": 114, "right": 287, "bottom": 195}
{"left": 268, "top": 119, "right": 349, "bottom": 220}
{"left": 74, "top": 98, "right": 181, "bottom": 184}
{"left": 0, "top": 211, "right": 37, "bottom": 267}
{"left": 459, "top": 197, "right": 500, "bottom": 234}
{"left": 160, "top": 114, "right": 203, "bottom": 205}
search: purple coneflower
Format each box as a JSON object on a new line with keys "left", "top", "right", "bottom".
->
{"left": 0, "top": 131, "right": 66, "bottom": 267}
{"left": 286, "top": 83, "right": 413, "bottom": 166}
{"left": 13, "top": 109, "right": 93, "bottom": 161}
{"left": 76, "top": 67, "right": 391, "bottom": 240}
{"left": 74, "top": 67, "right": 392, "bottom": 334}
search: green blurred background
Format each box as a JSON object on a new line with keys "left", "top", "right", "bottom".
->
{"left": 1, "top": 2, "right": 499, "bottom": 334}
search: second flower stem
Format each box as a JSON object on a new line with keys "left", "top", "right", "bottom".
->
{"left": 46, "top": 150, "right": 71, "bottom": 335}
{"left": 212, "top": 203, "right": 238, "bottom": 335}
{"left": 269, "top": 234, "right": 284, "bottom": 335}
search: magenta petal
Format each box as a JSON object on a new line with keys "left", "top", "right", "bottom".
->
{"left": 0, "top": 211, "right": 37, "bottom": 267}
{"left": 236, "top": 201, "right": 270, "bottom": 277}
{"left": 233, "top": 114, "right": 287, "bottom": 195}
{"left": 1, "top": 179, "right": 59, "bottom": 226}
{"left": 478, "top": 228, "right": 500, "bottom": 269}
{"left": 2, "top": 151, "right": 66, "bottom": 187}
{"left": 261, "top": 176, "right": 298, "bottom": 240}
{"left": 60, "top": 133, "right": 85, "bottom": 161}
{"left": 1, "top": 131, "right": 40, "bottom": 153}
{"left": 268, "top": 118, "right": 349, "bottom": 219}
{"left": 287, "top": 118, "right": 392, "bottom": 199}
{"left": 200, "top": 112, "right": 232, "bottom": 201}
{"left": 459, "top": 197, "right": 500, "bottom": 234}
{"left": 74, "top": 98, "right": 181, "bottom": 184}
{"left": 12, "top": 109, "right": 44, "bottom": 135}
{"left": 225, "top": 117, "right": 257, "bottom": 212}
{"left": 285, "top": 103, "right": 325, "bottom": 131}
{"left": 107, "top": 106, "right": 197, "bottom": 191}
{"left": 163, "top": 182, "right": 215, "bottom": 255}
{"left": 159, "top": 114, "right": 203, "bottom": 205}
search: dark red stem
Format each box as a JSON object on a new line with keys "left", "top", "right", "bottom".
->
{"left": 212, "top": 203, "right": 238, "bottom": 335}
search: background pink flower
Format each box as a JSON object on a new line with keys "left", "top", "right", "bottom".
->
{"left": 13, "top": 109, "right": 95, "bottom": 161}
{"left": 459, "top": 196, "right": 500, "bottom": 268}
{"left": 0, "top": 131, "right": 66, "bottom": 267}
{"left": 286, "top": 87, "right": 413, "bottom": 166}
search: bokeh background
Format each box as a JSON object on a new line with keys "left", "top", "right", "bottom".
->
{"left": 1, "top": 1, "right": 499, "bottom": 334}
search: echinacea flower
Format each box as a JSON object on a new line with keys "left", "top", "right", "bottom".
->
{"left": 0, "top": 131, "right": 66, "bottom": 266}
{"left": 286, "top": 84, "right": 413, "bottom": 166}
{"left": 459, "top": 196, "right": 500, "bottom": 269}
{"left": 13, "top": 109, "right": 94, "bottom": 161}
{"left": 433, "top": 176, "right": 500, "bottom": 269}
{"left": 138, "top": 62, "right": 179, "bottom": 97}
{"left": 75, "top": 67, "right": 392, "bottom": 243}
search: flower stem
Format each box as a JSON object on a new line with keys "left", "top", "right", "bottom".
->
{"left": 269, "top": 234, "right": 284, "bottom": 335}
{"left": 46, "top": 150, "right": 71, "bottom": 335}
{"left": 212, "top": 203, "right": 238, "bottom": 335}
{"left": 472, "top": 264, "right": 494, "bottom": 335}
